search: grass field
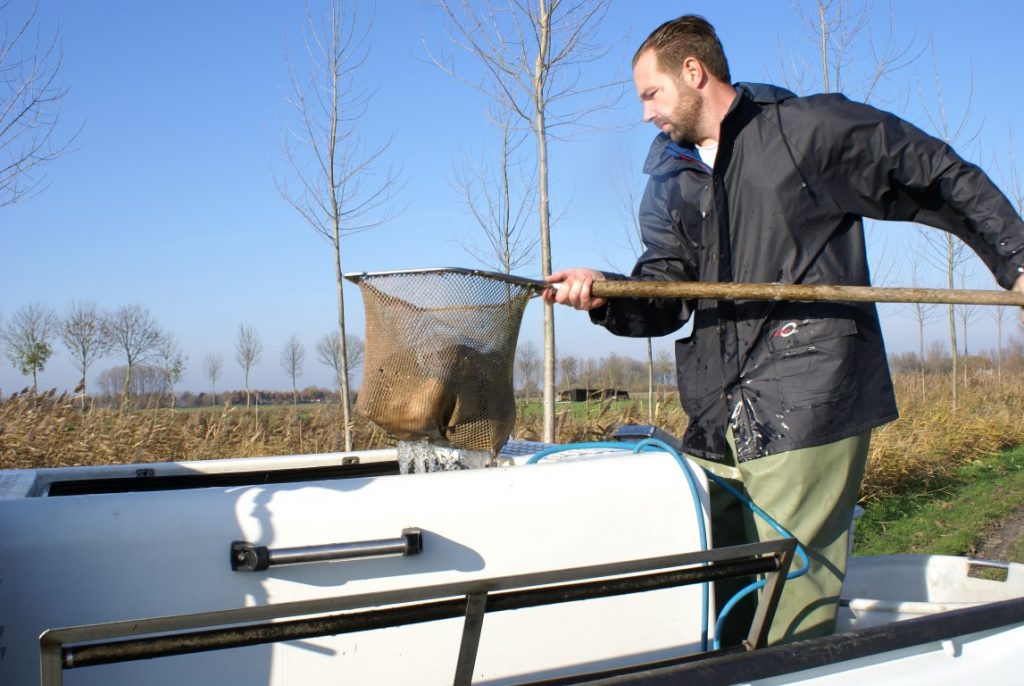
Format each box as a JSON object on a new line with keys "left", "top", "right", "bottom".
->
{"left": 853, "top": 445, "right": 1024, "bottom": 561}
{"left": 3, "top": 370, "right": 1024, "bottom": 509}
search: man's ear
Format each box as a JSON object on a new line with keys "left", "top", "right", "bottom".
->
{"left": 680, "top": 56, "right": 706, "bottom": 88}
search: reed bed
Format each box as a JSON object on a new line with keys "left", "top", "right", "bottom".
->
{"left": 3, "top": 371, "right": 1023, "bottom": 503}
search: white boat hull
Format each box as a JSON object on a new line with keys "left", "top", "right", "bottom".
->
{"left": 0, "top": 447, "right": 712, "bottom": 685}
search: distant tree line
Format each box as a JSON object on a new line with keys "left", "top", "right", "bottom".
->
{"left": 515, "top": 343, "right": 676, "bottom": 401}
{"left": 0, "top": 301, "right": 363, "bottom": 409}
{"left": 88, "top": 365, "right": 341, "bottom": 409}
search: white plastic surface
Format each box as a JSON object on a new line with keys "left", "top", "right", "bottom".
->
{"left": 748, "top": 623, "right": 1024, "bottom": 685}
{"left": 838, "top": 554, "right": 1024, "bottom": 629}
{"left": 0, "top": 448, "right": 711, "bottom": 685}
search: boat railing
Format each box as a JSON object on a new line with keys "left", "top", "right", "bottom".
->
{"left": 39, "top": 538, "right": 796, "bottom": 686}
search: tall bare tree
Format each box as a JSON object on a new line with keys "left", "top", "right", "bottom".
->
{"left": 515, "top": 339, "right": 541, "bottom": 405}
{"left": 280, "top": 334, "right": 306, "bottom": 407}
{"left": 989, "top": 306, "right": 1010, "bottom": 388}
{"left": 1, "top": 302, "right": 58, "bottom": 391}
{"left": 156, "top": 333, "right": 186, "bottom": 409}
{"left": 653, "top": 349, "right": 674, "bottom": 388}
{"left": 234, "top": 324, "right": 262, "bottom": 409}
{"left": 316, "top": 330, "right": 363, "bottom": 392}
{"left": 771, "top": 1, "right": 924, "bottom": 290}
{"left": 451, "top": 98, "right": 537, "bottom": 274}
{"left": 432, "top": 0, "right": 620, "bottom": 442}
{"left": 901, "top": 243, "right": 935, "bottom": 400}
{"left": 276, "top": 0, "right": 400, "bottom": 451}
{"left": 774, "top": 0, "right": 920, "bottom": 105}
{"left": 202, "top": 352, "right": 223, "bottom": 407}
{"left": 558, "top": 354, "right": 577, "bottom": 391}
{"left": 955, "top": 270, "right": 983, "bottom": 389}
{"left": 0, "top": 1, "right": 78, "bottom": 207}
{"left": 101, "top": 304, "right": 163, "bottom": 408}
{"left": 59, "top": 301, "right": 109, "bottom": 406}
{"left": 97, "top": 364, "right": 164, "bottom": 403}
{"left": 608, "top": 158, "right": 655, "bottom": 422}
{"left": 915, "top": 41, "right": 980, "bottom": 412}
{"left": 1005, "top": 127, "right": 1024, "bottom": 331}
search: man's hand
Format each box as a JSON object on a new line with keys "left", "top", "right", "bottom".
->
{"left": 1014, "top": 273, "right": 1024, "bottom": 324}
{"left": 543, "top": 268, "right": 608, "bottom": 311}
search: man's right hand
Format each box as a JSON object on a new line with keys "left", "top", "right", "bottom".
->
{"left": 543, "top": 268, "right": 608, "bottom": 311}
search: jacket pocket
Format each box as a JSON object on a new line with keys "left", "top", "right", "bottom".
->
{"left": 675, "top": 333, "right": 716, "bottom": 419}
{"left": 766, "top": 317, "right": 858, "bottom": 411}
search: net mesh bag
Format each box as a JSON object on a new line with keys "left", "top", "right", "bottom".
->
{"left": 347, "top": 268, "right": 538, "bottom": 455}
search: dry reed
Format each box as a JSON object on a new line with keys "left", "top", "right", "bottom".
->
{"left": 3, "top": 372, "right": 1023, "bottom": 503}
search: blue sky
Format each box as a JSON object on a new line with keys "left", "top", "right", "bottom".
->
{"left": 3, "top": 0, "right": 1023, "bottom": 394}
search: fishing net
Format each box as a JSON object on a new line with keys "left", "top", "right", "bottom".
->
{"left": 347, "top": 268, "right": 540, "bottom": 456}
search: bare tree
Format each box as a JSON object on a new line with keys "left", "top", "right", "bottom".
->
{"left": 58, "top": 301, "right": 109, "bottom": 406}
{"left": 276, "top": 0, "right": 401, "bottom": 451}
{"left": 653, "top": 349, "right": 674, "bottom": 388}
{"left": 515, "top": 339, "right": 541, "bottom": 404}
{"left": 915, "top": 41, "right": 981, "bottom": 412}
{"left": 989, "top": 306, "right": 1010, "bottom": 388}
{"left": 234, "top": 324, "right": 262, "bottom": 409}
{"left": 901, "top": 244, "right": 936, "bottom": 401}
{"left": 955, "top": 269, "right": 983, "bottom": 388}
{"left": 202, "top": 352, "right": 223, "bottom": 407}
{"left": 280, "top": 334, "right": 306, "bottom": 407}
{"left": 773, "top": 0, "right": 920, "bottom": 105}
{"left": 771, "top": 1, "right": 925, "bottom": 285}
{"left": 607, "top": 158, "right": 654, "bottom": 422}
{"left": 1005, "top": 127, "right": 1024, "bottom": 330}
{"left": 451, "top": 98, "right": 537, "bottom": 274}
{"left": 316, "top": 331, "right": 363, "bottom": 392}
{"left": 602, "top": 351, "right": 626, "bottom": 390}
{"left": 1, "top": 302, "right": 58, "bottom": 391}
{"left": 558, "top": 354, "right": 578, "bottom": 391}
{"left": 1009, "top": 129, "right": 1024, "bottom": 219}
{"left": 101, "top": 304, "right": 163, "bottom": 408}
{"left": 156, "top": 333, "right": 187, "bottom": 409}
{"left": 0, "top": 1, "right": 79, "bottom": 207}
{"left": 579, "top": 356, "right": 600, "bottom": 411}
{"left": 432, "top": 0, "right": 621, "bottom": 442}
{"left": 97, "top": 365, "right": 164, "bottom": 402}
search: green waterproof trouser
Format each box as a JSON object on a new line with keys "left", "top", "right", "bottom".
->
{"left": 688, "top": 430, "right": 871, "bottom": 646}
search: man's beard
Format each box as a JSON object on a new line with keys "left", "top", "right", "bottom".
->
{"left": 664, "top": 92, "right": 703, "bottom": 145}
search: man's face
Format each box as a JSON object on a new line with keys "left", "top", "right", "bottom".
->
{"left": 633, "top": 49, "right": 703, "bottom": 145}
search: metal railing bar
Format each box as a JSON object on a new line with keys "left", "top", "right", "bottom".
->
{"left": 40, "top": 540, "right": 797, "bottom": 685}
{"left": 43, "top": 540, "right": 792, "bottom": 647}
{"left": 744, "top": 543, "right": 795, "bottom": 649}
{"left": 453, "top": 592, "right": 489, "bottom": 686}
{"left": 59, "top": 556, "right": 785, "bottom": 670}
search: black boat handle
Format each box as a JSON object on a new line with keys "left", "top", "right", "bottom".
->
{"left": 231, "top": 528, "right": 423, "bottom": 572}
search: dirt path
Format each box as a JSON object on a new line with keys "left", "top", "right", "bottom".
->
{"left": 973, "top": 504, "right": 1024, "bottom": 562}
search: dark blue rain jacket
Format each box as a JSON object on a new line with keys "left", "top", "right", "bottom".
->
{"left": 593, "top": 83, "right": 1024, "bottom": 462}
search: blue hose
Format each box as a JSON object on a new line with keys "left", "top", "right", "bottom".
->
{"left": 525, "top": 439, "right": 710, "bottom": 652}
{"left": 699, "top": 469, "right": 809, "bottom": 649}
{"left": 524, "top": 441, "right": 638, "bottom": 464}
{"left": 525, "top": 437, "right": 809, "bottom": 653}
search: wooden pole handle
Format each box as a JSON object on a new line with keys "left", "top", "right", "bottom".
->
{"left": 587, "top": 280, "right": 1024, "bottom": 306}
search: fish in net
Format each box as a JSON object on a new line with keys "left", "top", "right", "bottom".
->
{"left": 347, "top": 268, "right": 541, "bottom": 456}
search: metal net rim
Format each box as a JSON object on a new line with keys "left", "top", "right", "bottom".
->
{"left": 343, "top": 266, "right": 547, "bottom": 293}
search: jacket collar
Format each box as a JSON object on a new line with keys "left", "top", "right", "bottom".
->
{"left": 642, "top": 133, "right": 710, "bottom": 176}
{"left": 642, "top": 83, "right": 798, "bottom": 177}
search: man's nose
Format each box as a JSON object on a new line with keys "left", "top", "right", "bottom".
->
{"left": 642, "top": 101, "right": 656, "bottom": 123}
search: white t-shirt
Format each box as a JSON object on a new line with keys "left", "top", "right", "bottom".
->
{"left": 696, "top": 142, "right": 718, "bottom": 168}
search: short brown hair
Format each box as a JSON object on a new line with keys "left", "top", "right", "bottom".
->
{"left": 633, "top": 15, "right": 731, "bottom": 83}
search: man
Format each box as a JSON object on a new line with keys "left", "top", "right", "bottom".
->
{"left": 544, "top": 15, "right": 1024, "bottom": 646}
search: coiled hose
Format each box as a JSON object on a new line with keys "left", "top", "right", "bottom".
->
{"left": 525, "top": 438, "right": 808, "bottom": 652}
